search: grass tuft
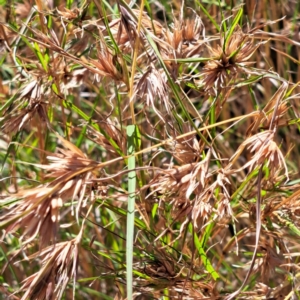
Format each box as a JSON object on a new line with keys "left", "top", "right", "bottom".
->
{"left": 1, "top": 1, "right": 300, "bottom": 299}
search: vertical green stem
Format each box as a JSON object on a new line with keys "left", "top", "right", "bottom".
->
{"left": 126, "top": 125, "right": 137, "bottom": 300}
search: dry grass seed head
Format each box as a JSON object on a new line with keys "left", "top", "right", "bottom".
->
{"left": 149, "top": 151, "right": 210, "bottom": 241}
{"left": 1, "top": 187, "right": 61, "bottom": 247}
{"left": 241, "top": 240, "right": 285, "bottom": 286}
{"left": 166, "top": 126, "right": 201, "bottom": 164}
{"left": 88, "top": 121, "right": 126, "bottom": 157}
{"left": 198, "top": 26, "right": 261, "bottom": 93}
{"left": 181, "top": 14, "right": 205, "bottom": 57}
{"left": 192, "top": 188, "right": 215, "bottom": 228}
{"left": 0, "top": 138, "right": 97, "bottom": 247}
{"left": 215, "top": 193, "right": 233, "bottom": 221}
{"left": 168, "top": 138, "right": 198, "bottom": 165}
{"left": 160, "top": 14, "right": 205, "bottom": 77}
{"left": 18, "top": 239, "right": 79, "bottom": 300}
{"left": 150, "top": 149, "right": 210, "bottom": 204}
{"left": 105, "top": 19, "right": 132, "bottom": 53}
{"left": 118, "top": 5, "right": 146, "bottom": 51}
{"left": 49, "top": 56, "right": 88, "bottom": 92}
{"left": 111, "top": 8, "right": 162, "bottom": 55}
{"left": 56, "top": 7, "right": 81, "bottom": 20}
{"left": 134, "top": 63, "right": 172, "bottom": 122}
{"left": 2, "top": 79, "right": 49, "bottom": 134}
{"left": 39, "top": 140, "right": 98, "bottom": 220}
{"left": 163, "top": 13, "right": 204, "bottom": 57}
{"left": 91, "top": 46, "right": 124, "bottom": 82}
{"left": 192, "top": 165, "right": 235, "bottom": 227}
{"left": 258, "top": 244, "right": 285, "bottom": 284}
{"left": 262, "top": 102, "right": 289, "bottom": 129}
{"left": 229, "top": 130, "right": 289, "bottom": 181}
{"left": 247, "top": 82, "right": 289, "bottom": 134}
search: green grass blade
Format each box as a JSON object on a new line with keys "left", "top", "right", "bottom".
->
{"left": 33, "top": 42, "right": 48, "bottom": 72}
{"left": 196, "top": 1, "right": 220, "bottom": 32}
{"left": 76, "top": 97, "right": 100, "bottom": 148}
{"left": 126, "top": 124, "right": 137, "bottom": 300}
{"left": 189, "top": 223, "right": 220, "bottom": 281}
{"left": 224, "top": 7, "right": 243, "bottom": 51}
{"left": 163, "top": 57, "right": 212, "bottom": 63}
{"left": 0, "top": 93, "right": 18, "bottom": 113}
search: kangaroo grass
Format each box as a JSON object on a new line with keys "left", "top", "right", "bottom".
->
{"left": 1, "top": 1, "right": 300, "bottom": 299}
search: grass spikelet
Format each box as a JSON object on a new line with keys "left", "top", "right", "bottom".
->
{"left": 18, "top": 238, "right": 79, "bottom": 300}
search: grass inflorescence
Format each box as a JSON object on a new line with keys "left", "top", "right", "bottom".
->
{"left": 1, "top": 0, "right": 300, "bottom": 299}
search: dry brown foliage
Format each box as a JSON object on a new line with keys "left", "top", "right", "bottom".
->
{"left": 1, "top": 1, "right": 300, "bottom": 300}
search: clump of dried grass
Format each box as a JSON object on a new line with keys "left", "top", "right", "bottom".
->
{"left": 1, "top": 1, "right": 300, "bottom": 300}
{"left": 17, "top": 238, "right": 79, "bottom": 300}
{"left": 0, "top": 136, "right": 97, "bottom": 248}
